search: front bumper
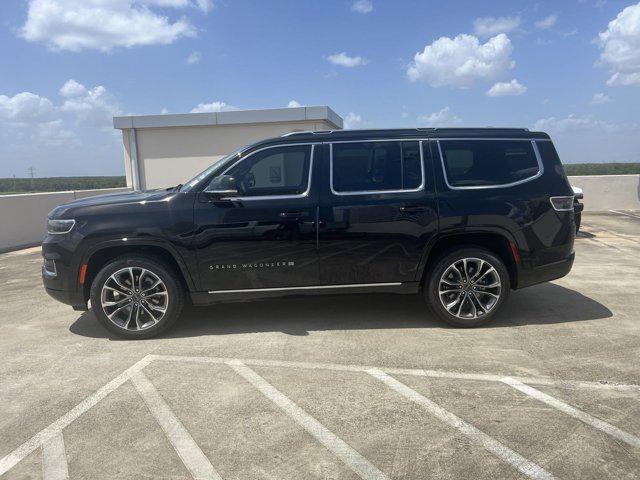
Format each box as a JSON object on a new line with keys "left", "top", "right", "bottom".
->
{"left": 42, "top": 235, "right": 87, "bottom": 309}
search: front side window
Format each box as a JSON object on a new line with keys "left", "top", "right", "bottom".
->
{"left": 331, "top": 141, "right": 423, "bottom": 193}
{"left": 439, "top": 140, "right": 540, "bottom": 188}
{"left": 225, "top": 145, "right": 312, "bottom": 197}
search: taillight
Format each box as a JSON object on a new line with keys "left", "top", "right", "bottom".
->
{"left": 549, "top": 196, "right": 574, "bottom": 211}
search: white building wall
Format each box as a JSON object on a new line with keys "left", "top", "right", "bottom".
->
{"left": 0, "top": 188, "right": 130, "bottom": 252}
{"left": 136, "top": 120, "right": 333, "bottom": 190}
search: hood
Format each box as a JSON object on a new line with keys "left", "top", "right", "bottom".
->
{"left": 49, "top": 188, "right": 176, "bottom": 218}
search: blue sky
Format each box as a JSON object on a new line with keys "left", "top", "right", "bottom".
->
{"left": 1, "top": 0, "right": 639, "bottom": 178}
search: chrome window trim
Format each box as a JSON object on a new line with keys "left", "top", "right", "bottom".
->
{"left": 208, "top": 282, "right": 402, "bottom": 294}
{"left": 436, "top": 139, "right": 545, "bottom": 191}
{"left": 219, "top": 143, "right": 317, "bottom": 201}
{"left": 327, "top": 137, "right": 552, "bottom": 143}
{"left": 329, "top": 140, "right": 426, "bottom": 196}
{"left": 211, "top": 136, "right": 550, "bottom": 198}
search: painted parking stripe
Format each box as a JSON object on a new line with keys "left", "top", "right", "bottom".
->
{"left": 3, "top": 354, "right": 639, "bottom": 477}
{"left": 368, "top": 368, "right": 554, "bottom": 480}
{"left": 151, "top": 355, "right": 640, "bottom": 394}
{"left": 130, "top": 371, "right": 222, "bottom": 480}
{"left": 42, "top": 432, "right": 69, "bottom": 480}
{"left": 226, "top": 360, "right": 389, "bottom": 480}
{"left": 0, "top": 356, "right": 153, "bottom": 476}
{"left": 502, "top": 377, "right": 640, "bottom": 448}
{"left": 609, "top": 209, "right": 640, "bottom": 219}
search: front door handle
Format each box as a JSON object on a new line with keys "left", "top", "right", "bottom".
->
{"left": 280, "top": 211, "right": 303, "bottom": 219}
{"left": 399, "top": 205, "right": 428, "bottom": 213}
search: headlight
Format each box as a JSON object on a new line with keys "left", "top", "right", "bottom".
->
{"left": 47, "top": 219, "right": 76, "bottom": 234}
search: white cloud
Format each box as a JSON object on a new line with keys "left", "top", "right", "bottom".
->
{"left": 20, "top": 0, "right": 201, "bottom": 52}
{"left": 0, "top": 92, "right": 56, "bottom": 124}
{"left": 186, "top": 51, "right": 201, "bottom": 65}
{"left": 535, "top": 14, "right": 558, "bottom": 30}
{"left": 287, "top": 100, "right": 303, "bottom": 108}
{"left": 590, "top": 92, "right": 612, "bottom": 104}
{"left": 0, "top": 83, "right": 125, "bottom": 176}
{"left": 418, "top": 107, "right": 461, "bottom": 127}
{"left": 343, "top": 112, "right": 363, "bottom": 129}
{"left": 37, "top": 119, "right": 77, "bottom": 146}
{"left": 59, "top": 80, "right": 120, "bottom": 127}
{"left": 597, "top": 2, "right": 640, "bottom": 86}
{"left": 532, "top": 114, "right": 624, "bottom": 133}
{"left": 193, "top": 0, "right": 213, "bottom": 14}
{"left": 160, "top": 107, "right": 169, "bottom": 114}
{"left": 59, "top": 79, "right": 87, "bottom": 98}
{"left": 327, "top": 52, "right": 369, "bottom": 68}
{"left": 473, "top": 16, "right": 520, "bottom": 37}
{"left": 190, "top": 101, "right": 238, "bottom": 113}
{"left": 406, "top": 33, "right": 515, "bottom": 88}
{"left": 351, "top": 0, "right": 373, "bottom": 14}
{"left": 486, "top": 79, "right": 527, "bottom": 97}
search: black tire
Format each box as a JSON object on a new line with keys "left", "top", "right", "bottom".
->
{"left": 575, "top": 212, "right": 581, "bottom": 234}
{"left": 425, "top": 247, "right": 510, "bottom": 328}
{"left": 90, "top": 255, "right": 184, "bottom": 339}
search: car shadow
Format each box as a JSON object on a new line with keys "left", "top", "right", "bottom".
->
{"left": 70, "top": 282, "right": 613, "bottom": 340}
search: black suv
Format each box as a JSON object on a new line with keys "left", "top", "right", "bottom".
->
{"left": 43, "top": 128, "right": 575, "bottom": 338}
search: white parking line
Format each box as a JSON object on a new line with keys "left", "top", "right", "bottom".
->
{"left": 2, "top": 354, "right": 639, "bottom": 478}
{"left": 130, "top": 371, "right": 222, "bottom": 480}
{"left": 151, "top": 355, "right": 640, "bottom": 394}
{"left": 609, "top": 210, "right": 640, "bottom": 219}
{"left": 368, "top": 369, "right": 554, "bottom": 480}
{"left": 41, "top": 432, "right": 69, "bottom": 480}
{"left": 227, "top": 360, "right": 389, "bottom": 480}
{"left": 502, "top": 377, "right": 640, "bottom": 448}
{"left": 0, "top": 356, "right": 153, "bottom": 476}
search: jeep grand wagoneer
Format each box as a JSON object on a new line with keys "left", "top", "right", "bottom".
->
{"left": 43, "top": 128, "right": 575, "bottom": 338}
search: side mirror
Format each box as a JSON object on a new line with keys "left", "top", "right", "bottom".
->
{"left": 204, "top": 175, "right": 238, "bottom": 197}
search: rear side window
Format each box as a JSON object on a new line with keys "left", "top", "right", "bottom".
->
{"left": 331, "top": 141, "right": 423, "bottom": 193}
{"left": 439, "top": 140, "right": 540, "bottom": 188}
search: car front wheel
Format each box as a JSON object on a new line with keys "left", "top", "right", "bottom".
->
{"left": 90, "top": 255, "right": 184, "bottom": 339}
{"left": 425, "top": 248, "right": 510, "bottom": 328}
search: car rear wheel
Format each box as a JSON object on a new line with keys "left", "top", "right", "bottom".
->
{"left": 90, "top": 255, "right": 184, "bottom": 339}
{"left": 425, "top": 247, "right": 510, "bottom": 328}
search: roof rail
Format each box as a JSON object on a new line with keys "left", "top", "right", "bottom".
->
{"left": 281, "top": 130, "right": 336, "bottom": 137}
{"left": 281, "top": 131, "right": 312, "bottom": 137}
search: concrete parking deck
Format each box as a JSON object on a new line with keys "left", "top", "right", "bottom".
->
{"left": 1, "top": 211, "right": 639, "bottom": 479}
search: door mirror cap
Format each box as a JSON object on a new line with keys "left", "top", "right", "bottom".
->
{"left": 204, "top": 175, "right": 238, "bottom": 197}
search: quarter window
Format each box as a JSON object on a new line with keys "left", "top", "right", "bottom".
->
{"left": 226, "top": 145, "right": 312, "bottom": 197}
{"left": 331, "top": 141, "right": 423, "bottom": 193}
{"left": 439, "top": 140, "right": 540, "bottom": 188}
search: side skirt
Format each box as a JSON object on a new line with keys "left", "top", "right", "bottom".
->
{"left": 190, "top": 282, "right": 420, "bottom": 305}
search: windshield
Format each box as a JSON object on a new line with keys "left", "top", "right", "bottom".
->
{"left": 179, "top": 144, "right": 252, "bottom": 192}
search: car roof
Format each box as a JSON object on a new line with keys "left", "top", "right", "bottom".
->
{"left": 250, "top": 127, "right": 550, "bottom": 149}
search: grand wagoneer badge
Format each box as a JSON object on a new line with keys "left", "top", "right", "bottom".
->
{"left": 210, "top": 261, "right": 296, "bottom": 270}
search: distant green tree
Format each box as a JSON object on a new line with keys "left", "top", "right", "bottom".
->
{"left": 0, "top": 176, "right": 127, "bottom": 194}
{"left": 564, "top": 163, "right": 639, "bottom": 176}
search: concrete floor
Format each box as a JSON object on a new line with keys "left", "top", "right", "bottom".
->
{"left": 0, "top": 211, "right": 639, "bottom": 479}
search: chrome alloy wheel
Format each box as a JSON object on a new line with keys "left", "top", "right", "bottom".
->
{"left": 100, "top": 267, "right": 168, "bottom": 331}
{"left": 438, "top": 258, "right": 501, "bottom": 320}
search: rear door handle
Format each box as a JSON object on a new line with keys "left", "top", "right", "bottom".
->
{"left": 399, "top": 205, "right": 428, "bottom": 213}
{"left": 280, "top": 211, "right": 303, "bottom": 219}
